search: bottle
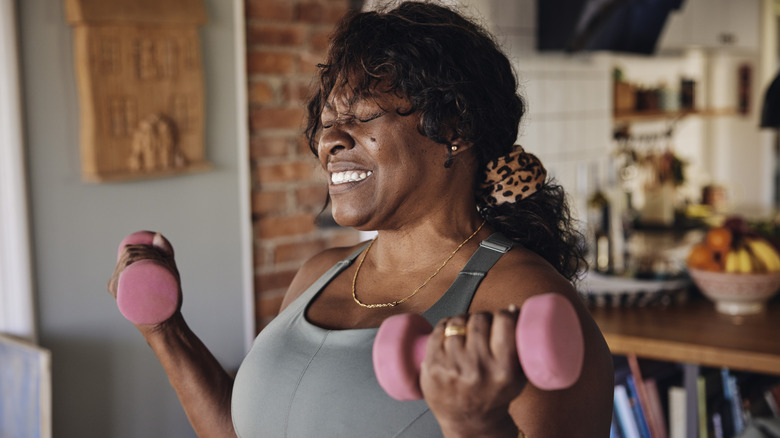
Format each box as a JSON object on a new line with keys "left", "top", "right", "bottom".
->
{"left": 588, "top": 188, "right": 613, "bottom": 274}
{"left": 680, "top": 77, "right": 695, "bottom": 110}
{"left": 621, "top": 192, "right": 639, "bottom": 273}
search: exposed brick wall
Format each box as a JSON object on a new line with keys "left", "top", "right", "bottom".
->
{"left": 245, "top": 0, "right": 361, "bottom": 331}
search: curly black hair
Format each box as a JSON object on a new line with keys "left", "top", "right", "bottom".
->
{"left": 305, "top": 1, "right": 587, "bottom": 281}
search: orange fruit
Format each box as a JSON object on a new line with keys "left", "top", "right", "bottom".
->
{"left": 705, "top": 227, "right": 733, "bottom": 252}
{"left": 687, "top": 243, "right": 717, "bottom": 269}
{"left": 701, "top": 258, "right": 723, "bottom": 272}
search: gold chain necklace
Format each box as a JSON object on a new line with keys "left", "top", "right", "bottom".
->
{"left": 351, "top": 219, "right": 486, "bottom": 309}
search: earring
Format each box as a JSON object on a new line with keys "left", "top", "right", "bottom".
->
{"left": 451, "top": 146, "right": 458, "bottom": 152}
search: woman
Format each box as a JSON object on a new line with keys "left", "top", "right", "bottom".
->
{"left": 110, "top": 2, "right": 614, "bottom": 437}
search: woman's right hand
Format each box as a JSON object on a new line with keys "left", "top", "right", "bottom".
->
{"left": 107, "top": 231, "right": 182, "bottom": 327}
{"left": 420, "top": 309, "right": 525, "bottom": 438}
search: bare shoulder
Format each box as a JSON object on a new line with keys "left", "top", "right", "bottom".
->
{"left": 469, "top": 246, "right": 578, "bottom": 312}
{"left": 278, "top": 242, "right": 367, "bottom": 312}
{"left": 473, "top": 247, "right": 615, "bottom": 436}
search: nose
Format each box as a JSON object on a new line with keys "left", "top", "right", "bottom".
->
{"left": 317, "top": 125, "right": 354, "bottom": 158}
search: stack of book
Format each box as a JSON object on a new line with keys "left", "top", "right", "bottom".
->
{"left": 611, "top": 355, "right": 780, "bottom": 438}
{"left": 612, "top": 356, "right": 675, "bottom": 438}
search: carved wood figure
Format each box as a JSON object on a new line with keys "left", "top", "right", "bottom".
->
{"left": 65, "top": 0, "right": 211, "bottom": 182}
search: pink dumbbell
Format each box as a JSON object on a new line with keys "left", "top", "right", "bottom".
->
{"left": 372, "top": 293, "right": 585, "bottom": 401}
{"left": 115, "top": 231, "right": 180, "bottom": 325}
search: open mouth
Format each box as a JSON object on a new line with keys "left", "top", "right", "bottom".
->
{"left": 330, "top": 170, "right": 373, "bottom": 185}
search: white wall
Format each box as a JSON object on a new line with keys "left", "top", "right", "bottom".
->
{"left": 18, "top": 1, "right": 249, "bottom": 436}
{"left": 705, "top": 51, "right": 768, "bottom": 211}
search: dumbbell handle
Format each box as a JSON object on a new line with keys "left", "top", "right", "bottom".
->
{"left": 372, "top": 293, "right": 584, "bottom": 401}
{"left": 115, "top": 231, "right": 179, "bottom": 325}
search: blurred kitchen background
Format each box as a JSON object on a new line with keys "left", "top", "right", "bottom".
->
{"left": 491, "top": 0, "right": 777, "bottom": 282}
{"left": 2, "top": 0, "right": 779, "bottom": 436}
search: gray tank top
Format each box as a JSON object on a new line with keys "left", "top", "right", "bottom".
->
{"left": 231, "top": 233, "right": 514, "bottom": 437}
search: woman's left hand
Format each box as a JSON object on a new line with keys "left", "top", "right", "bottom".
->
{"left": 420, "top": 309, "right": 526, "bottom": 438}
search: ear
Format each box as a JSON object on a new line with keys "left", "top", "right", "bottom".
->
{"left": 443, "top": 138, "right": 475, "bottom": 169}
{"left": 448, "top": 138, "right": 474, "bottom": 155}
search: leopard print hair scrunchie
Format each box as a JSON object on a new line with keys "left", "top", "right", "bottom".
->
{"left": 479, "top": 145, "right": 547, "bottom": 206}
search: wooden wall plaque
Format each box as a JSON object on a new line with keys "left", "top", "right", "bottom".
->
{"left": 65, "top": 0, "right": 211, "bottom": 182}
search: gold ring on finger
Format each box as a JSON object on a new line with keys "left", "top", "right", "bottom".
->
{"left": 444, "top": 325, "right": 467, "bottom": 337}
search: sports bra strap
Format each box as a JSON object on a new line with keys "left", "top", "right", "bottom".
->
{"left": 421, "top": 232, "right": 514, "bottom": 325}
{"left": 296, "top": 242, "right": 371, "bottom": 311}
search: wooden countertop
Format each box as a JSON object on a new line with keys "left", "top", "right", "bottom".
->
{"left": 589, "top": 298, "right": 780, "bottom": 375}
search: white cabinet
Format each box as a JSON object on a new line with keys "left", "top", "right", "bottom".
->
{"left": 658, "top": 0, "right": 760, "bottom": 51}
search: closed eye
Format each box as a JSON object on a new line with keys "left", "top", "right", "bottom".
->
{"left": 321, "top": 111, "right": 384, "bottom": 129}
{"left": 357, "top": 111, "right": 385, "bottom": 123}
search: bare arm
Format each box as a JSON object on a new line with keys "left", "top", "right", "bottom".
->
{"left": 137, "top": 315, "right": 237, "bottom": 438}
{"left": 108, "top": 233, "right": 237, "bottom": 438}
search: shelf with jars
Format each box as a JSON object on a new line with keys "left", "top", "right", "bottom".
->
{"left": 613, "top": 108, "right": 738, "bottom": 124}
{"left": 612, "top": 67, "right": 739, "bottom": 126}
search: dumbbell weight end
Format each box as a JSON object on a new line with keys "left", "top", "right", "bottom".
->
{"left": 115, "top": 231, "right": 179, "bottom": 325}
{"left": 373, "top": 311, "right": 433, "bottom": 401}
{"left": 517, "top": 293, "right": 584, "bottom": 390}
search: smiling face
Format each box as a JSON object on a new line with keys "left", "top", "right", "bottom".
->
{"left": 318, "top": 88, "right": 469, "bottom": 231}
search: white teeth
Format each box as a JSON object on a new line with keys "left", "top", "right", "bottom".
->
{"left": 331, "top": 170, "right": 372, "bottom": 185}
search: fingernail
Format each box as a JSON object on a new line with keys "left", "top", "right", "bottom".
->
{"left": 152, "top": 233, "right": 173, "bottom": 256}
{"left": 508, "top": 304, "right": 518, "bottom": 313}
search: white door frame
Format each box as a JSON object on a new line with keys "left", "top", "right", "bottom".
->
{"left": 232, "top": 0, "right": 255, "bottom": 350}
{"left": 0, "top": 0, "right": 36, "bottom": 341}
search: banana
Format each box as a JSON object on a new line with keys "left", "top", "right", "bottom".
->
{"left": 747, "top": 246, "right": 768, "bottom": 273}
{"left": 745, "top": 237, "right": 780, "bottom": 272}
{"left": 736, "top": 246, "right": 753, "bottom": 273}
{"left": 724, "top": 249, "right": 740, "bottom": 273}
{"left": 759, "top": 239, "right": 780, "bottom": 271}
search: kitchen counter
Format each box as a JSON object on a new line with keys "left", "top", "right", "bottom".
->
{"left": 589, "top": 297, "right": 780, "bottom": 375}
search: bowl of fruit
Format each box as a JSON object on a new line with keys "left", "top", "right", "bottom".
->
{"left": 686, "top": 217, "right": 780, "bottom": 315}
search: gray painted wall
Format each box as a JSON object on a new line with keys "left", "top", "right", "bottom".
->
{"left": 19, "top": 1, "right": 248, "bottom": 436}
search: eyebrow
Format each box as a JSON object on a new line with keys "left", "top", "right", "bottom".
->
{"left": 323, "top": 92, "right": 370, "bottom": 111}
